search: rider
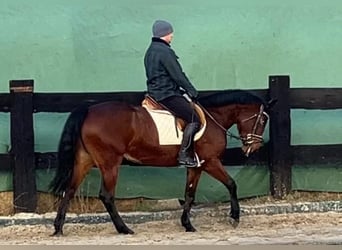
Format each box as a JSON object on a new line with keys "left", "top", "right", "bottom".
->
{"left": 144, "top": 19, "right": 201, "bottom": 167}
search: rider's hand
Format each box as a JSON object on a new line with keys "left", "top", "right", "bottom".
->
{"left": 190, "top": 93, "right": 198, "bottom": 103}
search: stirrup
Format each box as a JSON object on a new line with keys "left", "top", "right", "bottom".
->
{"left": 194, "top": 153, "right": 205, "bottom": 167}
{"left": 179, "top": 153, "right": 204, "bottom": 168}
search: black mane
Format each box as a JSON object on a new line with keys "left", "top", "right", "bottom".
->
{"left": 198, "top": 89, "right": 265, "bottom": 107}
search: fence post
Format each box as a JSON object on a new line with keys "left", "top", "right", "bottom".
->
{"left": 268, "top": 75, "right": 292, "bottom": 199}
{"left": 10, "top": 79, "right": 37, "bottom": 212}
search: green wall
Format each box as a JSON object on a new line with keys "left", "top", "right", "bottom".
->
{"left": 1, "top": 0, "right": 342, "bottom": 92}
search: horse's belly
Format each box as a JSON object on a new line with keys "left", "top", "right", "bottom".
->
{"left": 123, "top": 152, "right": 177, "bottom": 167}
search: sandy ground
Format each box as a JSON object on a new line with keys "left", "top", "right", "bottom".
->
{"left": 0, "top": 211, "right": 341, "bottom": 245}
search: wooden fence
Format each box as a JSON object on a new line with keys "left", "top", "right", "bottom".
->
{"left": 0, "top": 75, "right": 341, "bottom": 213}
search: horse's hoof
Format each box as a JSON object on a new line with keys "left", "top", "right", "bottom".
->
{"left": 228, "top": 217, "right": 239, "bottom": 228}
{"left": 119, "top": 228, "right": 135, "bottom": 235}
{"left": 185, "top": 227, "right": 197, "bottom": 232}
{"left": 126, "top": 228, "right": 135, "bottom": 234}
{"left": 50, "top": 231, "right": 63, "bottom": 237}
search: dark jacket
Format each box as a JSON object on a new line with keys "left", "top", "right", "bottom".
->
{"left": 144, "top": 37, "right": 198, "bottom": 101}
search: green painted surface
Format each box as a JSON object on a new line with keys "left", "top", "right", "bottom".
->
{"left": 292, "top": 164, "right": 342, "bottom": 192}
{"left": 291, "top": 110, "right": 342, "bottom": 145}
{"left": 3, "top": 166, "right": 269, "bottom": 202}
{"left": 0, "top": 114, "right": 10, "bottom": 153}
{"left": 1, "top": 164, "right": 341, "bottom": 201}
{"left": 0, "top": 1, "right": 341, "bottom": 197}
{"left": 1, "top": 0, "right": 342, "bottom": 92}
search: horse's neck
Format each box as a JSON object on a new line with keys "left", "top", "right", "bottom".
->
{"left": 207, "top": 105, "right": 236, "bottom": 130}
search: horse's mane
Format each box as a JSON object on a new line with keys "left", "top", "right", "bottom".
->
{"left": 198, "top": 89, "right": 265, "bottom": 107}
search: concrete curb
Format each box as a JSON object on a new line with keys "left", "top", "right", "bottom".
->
{"left": 0, "top": 200, "right": 341, "bottom": 227}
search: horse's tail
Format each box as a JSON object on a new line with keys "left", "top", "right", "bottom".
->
{"left": 49, "top": 103, "right": 91, "bottom": 195}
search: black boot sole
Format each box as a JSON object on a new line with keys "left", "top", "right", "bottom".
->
{"left": 178, "top": 159, "right": 198, "bottom": 167}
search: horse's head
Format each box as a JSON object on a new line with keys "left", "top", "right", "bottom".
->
{"left": 236, "top": 99, "right": 276, "bottom": 156}
{"left": 198, "top": 90, "right": 277, "bottom": 157}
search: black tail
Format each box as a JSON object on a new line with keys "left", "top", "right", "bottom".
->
{"left": 49, "top": 103, "right": 91, "bottom": 195}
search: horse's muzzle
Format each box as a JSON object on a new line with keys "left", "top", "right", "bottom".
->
{"left": 242, "top": 143, "right": 261, "bottom": 157}
{"left": 241, "top": 134, "right": 264, "bottom": 157}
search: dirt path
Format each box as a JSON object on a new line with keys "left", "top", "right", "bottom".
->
{"left": 0, "top": 211, "right": 341, "bottom": 245}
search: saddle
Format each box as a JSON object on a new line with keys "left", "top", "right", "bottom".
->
{"left": 141, "top": 95, "right": 206, "bottom": 131}
{"left": 142, "top": 95, "right": 206, "bottom": 167}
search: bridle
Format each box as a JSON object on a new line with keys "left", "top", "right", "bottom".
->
{"left": 239, "top": 104, "right": 268, "bottom": 145}
{"left": 238, "top": 104, "right": 269, "bottom": 156}
{"left": 198, "top": 102, "right": 269, "bottom": 155}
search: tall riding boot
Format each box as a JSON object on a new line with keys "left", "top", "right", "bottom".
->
{"left": 178, "top": 122, "right": 201, "bottom": 167}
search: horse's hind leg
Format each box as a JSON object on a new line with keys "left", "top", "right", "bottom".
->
{"left": 181, "top": 168, "right": 202, "bottom": 232}
{"left": 203, "top": 159, "right": 240, "bottom": 228}
{"left": 53, "top": 148, "right": 94, "bottom": 236}
{"left": 53, "top": 187, "right": 77, "bottom": 236}
{"left": 98, "top": 156, "right": 134, "bottom": 235}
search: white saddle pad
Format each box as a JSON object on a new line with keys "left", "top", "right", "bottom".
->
{"left": 143, "top": 106, "right": 206, "bottom": 145}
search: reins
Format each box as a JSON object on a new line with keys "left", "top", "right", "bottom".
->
{"left": 194, "top": 101, "right": 266, "bottom": 144}
{"left": 194, "top": 102, "right": 242, "bottom": 141}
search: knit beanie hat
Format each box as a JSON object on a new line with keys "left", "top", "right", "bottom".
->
{"left": 152, "top": 20, "right": 173, "bottom": 38}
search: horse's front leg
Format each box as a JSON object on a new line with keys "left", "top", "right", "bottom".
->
{"left": 181, "top": 167, "right": 202, "bottom": 232}
{"left": 203, "top": 159, "right": 240, "bottom": 228}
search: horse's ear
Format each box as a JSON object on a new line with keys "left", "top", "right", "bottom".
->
{"left": 266, "top": 99, "right": 278, "bottom": 110}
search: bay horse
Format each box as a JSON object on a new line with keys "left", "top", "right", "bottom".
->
{"left": 49, "top": 89, "right": 274, "bottom": 236}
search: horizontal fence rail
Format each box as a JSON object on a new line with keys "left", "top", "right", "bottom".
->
{"left": 0, "top": 75, "right": 341, "bottom": 212}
